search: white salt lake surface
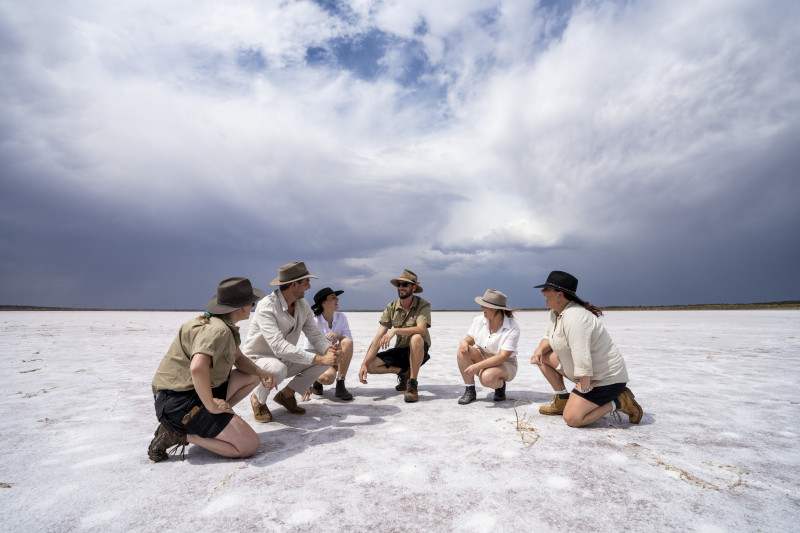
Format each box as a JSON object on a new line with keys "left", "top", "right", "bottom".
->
{"left": 1, "top": 310, "right": 799, "bottom": 532}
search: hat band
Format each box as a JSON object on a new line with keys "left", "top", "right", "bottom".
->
{"left": 547, "top": 283, "right": 576, "bottom": 294}
{"left": 218, "top": 295, "right": 257, "bottom": 307}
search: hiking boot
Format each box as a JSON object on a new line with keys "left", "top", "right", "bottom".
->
{"left": 493, "top": 382, "right": 506, "bottom": 401}
{"left": 274, "top": 389, "right": 306, "bottom": 414}
{"left": 251, "top": 392, "right": 273, "bottom": 423}
{"left": 335, "top": 379, "right": 353, "bottom": 401}
{"left": 148, "top": 423, "right": 187, "bottom": 462}
{"left": 458, "top": 386, "right": 476, "bottom": 405}
{"left": 616, "top": 387, "right": 643, "bottom": 424}
{"left": 404, "top": 378, "right": 419, "bottom": 403}
{"left": 539, "top": 394, "right": 568, "bottom": 415}
{"left": 395, "top": 369, "right": 410, "bottom": 391}
{"left": 312, "top": 381, "right": 324, "bottom": 396}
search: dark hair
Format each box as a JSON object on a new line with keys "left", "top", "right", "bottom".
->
{"left": 279, "top": 282, "right": 292, "bottom": 291}
{"left": 313, "top": 305, "right": 323, "bottom": 316}
{"left": 503, "top": 309, "right": 515, "bottom": 319}
{"left": 564, "top": 292, "right": 603, "bottom": 317}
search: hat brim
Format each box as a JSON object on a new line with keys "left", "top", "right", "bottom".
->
{"left": 474, "top": 296, "right": 511, "bottom": 311}
{"left": 269, "top": 274, "right": 318, "bottom": 286}
{"left": 312, "top": 289, "right": 344, "bottom": 311}
{"left": 206, "top": 288, "right": 265, "bottom": 314}
{"left": 390, "top": 278, "right": 423, "bottom": 293}
{"left": 533, "top": 283, "right": 585, "bottom": 305}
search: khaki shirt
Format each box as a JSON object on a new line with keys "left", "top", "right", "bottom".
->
{"left": 151, "top": 316, "right": 240, "bottom": 394}
{"left": 379, "top": 295, "right": 432, "bottom": 348}
{"left": 544, "top": 301, "right": 628, "bottom": 386}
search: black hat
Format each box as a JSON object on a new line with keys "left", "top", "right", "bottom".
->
{"left": 311, "top": 287, "right": 344, "bottom": 313}
{"left": 206, "top": 277, "right": 264, "bottom": 314}
{"left": 533, "top": 271, "right": 585, "bottom": 305}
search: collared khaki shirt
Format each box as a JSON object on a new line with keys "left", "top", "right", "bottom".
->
{"left": 379, "top": 295, "right": 432, "bottom": 348}
{"left": 151, "top": 316, "right": 240, "bottom": 394}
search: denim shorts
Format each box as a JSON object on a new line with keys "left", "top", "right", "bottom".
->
{"left": 154, "top": 381, "right": 233, "bottom": 438}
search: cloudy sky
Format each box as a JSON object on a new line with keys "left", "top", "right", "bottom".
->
{"left": 1, "top": 0, "right": 799, "bottom": 310}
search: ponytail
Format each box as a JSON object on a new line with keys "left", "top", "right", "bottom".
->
{"left": 565, "top": 293, "right": 603, "bottom": 317}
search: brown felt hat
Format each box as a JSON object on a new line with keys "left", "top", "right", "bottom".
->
{"left": 269, "top": 261, "right": 318, "bottom": 286}
{"left": 390, "top": 268, "right": 423, "bottom": 293}
{"left": 206, "top": 277, "right": 264, "bottom": 314}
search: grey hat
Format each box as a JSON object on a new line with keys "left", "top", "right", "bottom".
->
{"left": 206, "top": 277, "right": 264, "bottom": 314}
{"left": 474, "top": 289, "right": 511, "bottom": 310}
{"left": 270, "top": 261, "right": 319, "bottom": 286}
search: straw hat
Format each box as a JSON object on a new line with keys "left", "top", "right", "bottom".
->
{"left": 390, "top": 269, "right": 423, "bottom": 293}
{"left": 269, "top": 261, "right": 318, "bottom": 286}
{"left": 206, "top": 277, "right": 264, "bottom": 314}
{"left": 474, "top": 289, "right": 511, "bottom": 310}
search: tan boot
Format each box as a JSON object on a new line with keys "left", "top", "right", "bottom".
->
{"left": 250, "top": 392, "right": 273, "bottom": 423}
{"left": 539, "top": 394, "right": 568, "bottom": 415}
{"left": 273, "top": 388, "right": 306, "bottom": 414}
{"left": 616, "top": 388, "right": 643, "bottom": 424}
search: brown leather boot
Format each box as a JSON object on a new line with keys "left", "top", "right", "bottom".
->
{"left": 616, "top": 388, "right": 643, "bottom": 423}
{"left": 251, "top": 392, "right": 273, "bottom": 423}
{"left": 148, "top": 423, "right": 188, "bottom": 462}
{"left": 273, "top": 388, "right": 306, "bottom": 414}
{"left": 395, "top": 369, "right": 410, "bottom": 391}
{"left": 539, "top": 394, "right": 568, "bottom": 415}
{"left": 404, "top": 378, "right": 419, "bottom": 403}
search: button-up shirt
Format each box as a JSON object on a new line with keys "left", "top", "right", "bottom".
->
{"left": 304, "top": 311, "right": 352, "bottom": 350}
{"left": 467, "top": 314, "right": 519, "bottom": 359}
{"left": 545, "top": 301, "right": 629, "bottom": 386}
{"left": 243, "top": 289, "right": 331, "bottom": 365}
{"left": 379, "top": 295, "right": 432, "bottom": 348}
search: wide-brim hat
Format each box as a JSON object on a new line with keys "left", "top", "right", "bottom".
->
{"left": 312, "top": 287, "right": 344, "bottom": 312}
{"left": 533, "top": 270, "right": 585, "bottom": 305}
{"left": 474, "top": 288, "right": 511, "bottom": 310}
{"left": 206, "top": 277, "right": 265, "bottom": 314}
{"left": 390, "top": 268, "right": 423, "bottom": 293}
{"left": 270, "top": 261, "right": 318, "bottom": 286}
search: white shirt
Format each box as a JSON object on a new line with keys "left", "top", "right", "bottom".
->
{"left": 466, "top": 314, "right": 520, "bottom": 359}
{"left": 242, "top": 289, "right": 331, "bottom": 365}
{"left": 304, "top": 311, "right": 352, "bottom": 350}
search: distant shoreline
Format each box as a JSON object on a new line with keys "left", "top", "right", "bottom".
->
{"left": 1, "top": 301, "right": 799, "bottom": 312}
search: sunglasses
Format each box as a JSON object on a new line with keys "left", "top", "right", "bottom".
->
{"left": 397, "top": 282, "right": 413, "bottom": 288}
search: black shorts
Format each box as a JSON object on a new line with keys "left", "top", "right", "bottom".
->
{"left": 571, "top": 382, "right": 627, "bottom": 406}
{"left": 154, "top": 382, "right": 233, "bottom": 438}
{"left": 377, "top": 343, "right": 430, "bottom": 371}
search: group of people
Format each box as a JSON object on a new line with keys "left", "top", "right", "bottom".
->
{"left": 148, "top": 263, "right": 644, "bottom": 462}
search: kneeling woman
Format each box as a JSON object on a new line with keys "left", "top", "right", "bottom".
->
{"left": 149, "top": 277, "right": 276, "bottom": 462}
{"left": 456, "top": 289, "right": 520, "bottom": 404}
{"left": 531, "top": 271, "right": 642, "bottom": 427}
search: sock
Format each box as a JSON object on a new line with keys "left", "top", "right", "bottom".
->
{"left": 556, "top": 389, "right": 569, "bottom": 399}
{"left": 465, "top": 384, "right": 475, "bottom": 390}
